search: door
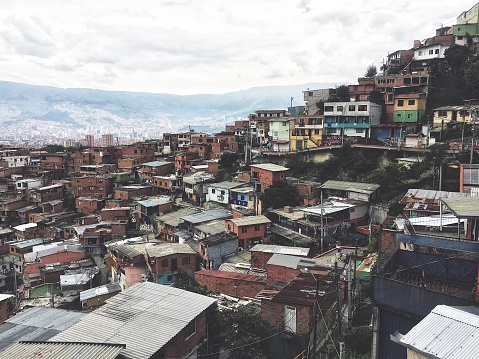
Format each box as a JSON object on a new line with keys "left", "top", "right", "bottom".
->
{"left": 284, "top": 305, "right": 297, "bottom": 333}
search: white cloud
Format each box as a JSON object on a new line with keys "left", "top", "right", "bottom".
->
{"left": 0, "top": 0, "right": 473, "bottom": 94}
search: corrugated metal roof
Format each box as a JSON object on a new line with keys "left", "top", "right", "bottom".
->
{"left": 441, "top": 197, "right": 479, "bottom": 218}
{"left": 321, "top": 180, "right": 380, "bottom": 194}
{"left": 80, "top": 282, "right": 121, "bottom": 302}
{"left": 155, "top": 208, "right": 199, "bottom": 227}
{"left": 230, "top": 215, "right": 271, "bottom": 226}
{"left": 51, "top": 282, "right": 216, "bottom": 359}
{"left": 181, "top": 209, "right": 232, "bottom": 224}
{"left": 197, "top": 270, "right": 266, "bottom": 282}
{"left": 0, "top": 307, "right": 86, "bottom": 352}
{"left": 267, "top": 253, "right": 333, "bottom": 269}
{"left": 0, "top": 342, "right": 124, "bottom": 359}
{"left": 250, "top": 163, "right": 289, "bottom": 172}
{"left": 12, "top": 223, "right": 37, "bottom": 232}
{"left": 140, "top": 161, "right": 171, "bottom": 167}
{"left": 195, "top": 220, "right": 226, "bottom": 235}
{"left": 11, "top": 238, "right": 45, "bottom": 248}
{"left": 268, "top": 225, "right": 314, "bottom": 246}
{"left": 208, "top": 181, "right": 245, "bottom": 190}
{"left": 250, "top": 244, "right": 310, "bottom": 256}
{"left": 0, "top": 294, "right": 13, "bottom": 301}
{"left": 399, "top": 305, "right": 479, "bottom": 358}
{"left": 145, "top": 242, "right": 197, "bottom": 257}
{"left": 218, "top": 263, "right": 267, "bottom": 276}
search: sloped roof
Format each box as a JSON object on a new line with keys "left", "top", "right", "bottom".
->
{"left": 0, "top": 342, "right": 125, "bottom": 359}
{"left": 441, "top": 197, "right": 479, "bottom": 218}
{"left": 250, "top": 163, "right": 289, "bottom": 172}
{"left": 321, "top": 180, "right": 380, "bottom": 194}
{"left": 0, "top": 307, "right": 85, "bottom": 352}
{"left": 181, "top": 208, "right": 232, "bottom": 225}
{"left": 250, "top": 244, "right": 309, "bottom": 256}
{"left": 229, "top": 215, "right": 271, "bottom": 226}
{"left": 80, "top": 282, "right": 122, "bottom": 302}
{"left": 145, "top": 242, "right": 197, "bottom": 258}
{"left": 399, "top": 305, "right": 479, "bottom": 359}
{"left": 51, "top": 282, "right": 216, "bottom": 359}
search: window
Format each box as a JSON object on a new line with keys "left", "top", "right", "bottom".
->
{"left": 438, "top": 110, "right": 447, "bottom": 117}
{"left": 227, "top": 224, "right": 231, "bottom": 230}
{"left": 314, "top": 129, "right": 320, "bottom": 135}
{"left": 387, "top": 78, "right": 395, "bottom": 84}
{"left": 407, "top": 113, "right": 413, "bottom": 119}
{"left": 356, "top": 129, "right": 364, "bottom": 133}
{"left": 182, "top": 257, "right": 190, "bottom": 265}
{"left": 348, "top": 105, "right": 356, "bottom": 111}
{"left": 429, "top": 49, "right": 434, "bottom": 55}
{"left": 183, "top": 319, "right": 196, "bottom": 339}
{"left": 282, "top": 122, "right": 287, "bottom": 126}
{"left": 397, "top": 100, "right": 404, "bottom": 107}
{"left": 241, "top": 226, "right": 247, "bottom": 234}
{"left": 336, "top": 106, "right": 343, "bottom": 112}
{"left": 358, "top": 105, "right": 368, "bottom": 111}
{"left": 211, "top": 189, "right": 215, "bottom": 194}
{"left": 418, "top": 50, "right": 423, "bottom": 56}
{"left": 324, "top": 106, "right": 334, "bottom": 112}
{"left": 162, "top": 259, "right": 168, "bottom": 267}
{"left": 408, "top": 100, "right": 415, "bottom": 106}
{"left": 387, "top": 94, "right": 393, "bottom": 102}
{"left": 435, "top": 49, "right": 439, "bottom": 54}
{"left": 254, "top": 224, "right": 260, "bottom": 231}
{"left": 167, "top": 275, "right": 173, "bottom": 282}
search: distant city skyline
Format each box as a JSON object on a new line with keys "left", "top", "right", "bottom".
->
{"left": 0, "top": 0, "right": 472, "bottom": 95}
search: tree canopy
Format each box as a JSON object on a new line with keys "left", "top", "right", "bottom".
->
{"left": 260, "top": 181, "right": 299, "bottom": 209}
{"left": 332, "top": 85, "right": 350, "bottom": 102}
{"left": 365, "top": 64, "right": 377, "bottom": 77}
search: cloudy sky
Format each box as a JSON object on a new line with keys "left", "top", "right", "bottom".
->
{"left": 0, "top": 0, "right": 473, "bottom": 95}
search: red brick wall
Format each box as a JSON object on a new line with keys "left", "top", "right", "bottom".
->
{"left": 251, "top": 251, "right": 274, "bottom": 270}
{"left": 225, "top": 220, "right": 268, "bottom": 249}
{"left": 266, "top": 264, "right": 300, "bottom": 286}
{"left": 76, "top": 198, "right": 105, "bottom": 215}
{"left": 0, "top": 299, "right": 10, "bottom": 324}
{"left": 261, "top": 300, "right": 312, "bottom": 335}
{"left": 380, "top": 229, "right": 398, "bottom": 254}
{"left": 100, "top": 208, "right": 129, "bottom": 221}
{"left": 117, "top": 158, "right": 139, "bottom": 170}
{"left": 153, "top": 254, "right": 197, "bottom": 275}
{"left": 163, "top": 311, "right": 208, "bottom": 359}
{"left": 72, "top": 177, "right": 113, "bottom": 198}
{"left": 195, "top": 271, "right": 266, "bottom": 298}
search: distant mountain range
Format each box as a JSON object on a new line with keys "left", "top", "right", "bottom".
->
{"left": 0, "top": 81, "right": 336, "bottom": 137}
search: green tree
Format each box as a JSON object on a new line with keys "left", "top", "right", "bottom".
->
{"left": 259, "top": 181, "right": 299, "bottom": 209}
{"left": 332, "top": 85, "right": 350, "bottom": 102}
{"left": 463, "top": 56, "right": 479, "bottom": 97}
{"left": 172, "top": 271, "right": 206, "bottom": 295}
{"left": 316, "top": 99, "right": 325, "bottom": 115}
{"left": 368, "top": 90, "right": 384, "bottom": 105}
{"left": 367, "top": 163, "right": 408, "bottom": 193}
{"left": 203, "top": 307, "right": 273, "bottom": 359}
{"left": 365, "top": 64, "right": 377, "bottom": 77}
{"left": 219, "top": 151, "right": 240, "bottom": 169}
{"left": 444, "top": 44, "right": 469, "bottom": 74}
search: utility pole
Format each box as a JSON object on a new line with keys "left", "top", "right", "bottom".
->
{"left": 336, "top": 261, "right": 345, "bottom": 359}
{"left": 312, "top": 275, "right": 319, "bottom": 359}
{"left": 320, "top": 189, "right": 324, "bottom": 254}
{"left": 347, "top": 257, "right": 353, "bottom": 330}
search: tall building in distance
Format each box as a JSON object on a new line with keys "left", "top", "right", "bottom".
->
{"left": 86, "top": 134, "right": 95, "bottom": 147}
{"left": 101, "top": 134, "right": 114, "bottom": 147}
